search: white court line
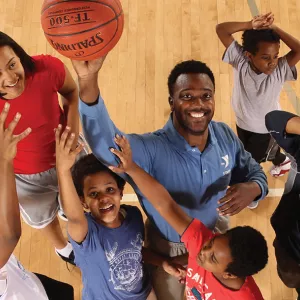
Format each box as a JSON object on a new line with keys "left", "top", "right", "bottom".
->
{"left": 122, "top": 194, "right": 139, "bottom": 202}
{"left": 265, "top": 188, "right": 284, "bottom": 197}
{"left": 123, "top": 189, "right": 284, "bottom": 203}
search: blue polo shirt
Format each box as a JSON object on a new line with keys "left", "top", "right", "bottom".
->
{"left": 79, "top": 96, "right": 268, "bottom": 243}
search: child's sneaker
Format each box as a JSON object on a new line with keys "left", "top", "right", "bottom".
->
{"left": 56, "top": 249, "right": 76, "bottom": 266}
{"left": 58, "top": 209, "right": 68, "bottom": 222}
{"left": 55, "top": 242, "right": 76, "bottom": 266}
{"left": 247, "top": 201, "right": 259, "bottom": 209}
{"left": 270, "top": 157, "right": 291, "bottom": 177}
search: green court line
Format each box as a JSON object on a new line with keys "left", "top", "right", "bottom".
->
{"left": 247, "top": 0, "right": 300, "bottom": 114}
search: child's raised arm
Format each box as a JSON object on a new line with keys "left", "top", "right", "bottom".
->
{"left": 0, "top": 104, "right": 31, "bottom": 268}
{"left": 55, "top": 125, "right": 87, "bottom": 243}
{"left": 109, "top": 136, "right": 192, "bottom": 236}
{"left": 270, "top": 24, "right": 300, "bottom": 67}
{"left": 216, "top": 13, "right": 274, "bottom": 48}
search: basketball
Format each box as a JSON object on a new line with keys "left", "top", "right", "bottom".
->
{"left": 41, "top": 0, "right": 124, "bottom": 60}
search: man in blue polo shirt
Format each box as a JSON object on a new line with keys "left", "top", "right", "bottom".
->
{"left": 72, "top": 58, "right": 268, "bottom": 300}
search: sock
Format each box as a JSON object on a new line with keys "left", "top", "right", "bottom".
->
{"left": 55, "top": 242, "right": 73, "bottom": 258}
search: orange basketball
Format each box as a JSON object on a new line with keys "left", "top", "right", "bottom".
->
{"left": 41, "top": 0, "right": 124, "bottom": 60}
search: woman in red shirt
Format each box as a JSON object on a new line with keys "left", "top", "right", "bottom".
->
{"left": 0, "top": 31, "right": 80, "bottom": 264}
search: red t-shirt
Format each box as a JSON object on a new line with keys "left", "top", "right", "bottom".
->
{"left": 181, "top": 219, "right": 264, "bottom": 300}
{"left": 0, "top": 55, "right": 66, "bottom": 174}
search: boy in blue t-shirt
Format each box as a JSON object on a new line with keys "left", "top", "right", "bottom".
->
{"left": 54, "top": 126, "right": 182, "bottom": 299}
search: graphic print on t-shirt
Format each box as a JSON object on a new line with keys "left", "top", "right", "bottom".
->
{"left": 105, "top": 233, "right": 144, "bottom": 291}
{"left": 186, "top": 268, "right": 215, "bottom": 300}
{"left": 186, "top": 285, "right": 215, "bottom": 300}
{"left": 16, "top": 260, "right": 30, "bottom": 281}
{"left": 191, "top": 287, "right": 202, "bottom": 299}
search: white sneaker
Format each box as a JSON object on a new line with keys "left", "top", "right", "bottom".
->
{"left": 247, "top": 201, "right": 259, "bottom": 210}
{"left": 270, "top": 157, "right": 291, "bottom": 177}
{"left": 58, "top": 209, "right": 68, "bottom": 222}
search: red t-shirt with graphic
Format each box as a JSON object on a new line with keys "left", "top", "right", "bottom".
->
{"left": 0, "top": 55, "right": 66, "bottom": 174}
{"left": 181, "top": 219, "right": 264, "bottom": 300}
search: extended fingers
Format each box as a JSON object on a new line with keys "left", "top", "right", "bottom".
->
{"left": 14, "top": 127, "right": 32, "bottom": 143}
{"left": 110, "top": 147, "right": 124, "bottom": 160}
{"left": 108, "top": 165, "right": 124, "bottom": 174}
{"left": 55, "top": 125, "right": 77, "bottom": 153}
{"left": 114, "top": 134, "right": 130, "bottom": 152}
{"left": 218, "top": 188, "right": 239, "bottom": 215}
{"left": 218, "top": 201, "right": 241, "bottom": 216}
{"left": 0, "top": 102, "right": 10, "bottom": 129}
{"left": 65, "top": 132, "right": 75, "bottom": 151}
{"left": 6, "top": 112, "right": 21, "bottom": 134}
{"left": 218, "top": 198, "right": 236, "bottom": 214}
{"left": 55, "top": 124, "right": 63, "bottom": 143}
{"left": 218, "top": 188, "right": 235, "bottom": 204}
{"left": 60, "top": 126, "right": 71, "bottom": 147}
{"left": 225, "top": 205, "right": 242, "bottom": 216}
{"left": 74, "top": 143, "right": 84, "bottom": 155}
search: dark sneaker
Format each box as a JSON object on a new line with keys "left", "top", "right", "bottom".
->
{"left": 56, "top": 250, "right": 76, "bottom": 266}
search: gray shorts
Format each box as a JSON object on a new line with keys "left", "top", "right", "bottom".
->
{"left": 16, "top": 168, "right": 59, "bottom": 229}
{"left": 16, "top": 133, "right": 90, "bottom": 229}
{"left": 144, "top": 220, "right": 187, "bottom": 300}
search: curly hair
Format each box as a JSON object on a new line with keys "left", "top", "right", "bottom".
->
{"left": 242, "top": 29, "right": 280, "bottom": 55}
{"left": 225, "top": 226, "right": 268, "bottom": 277}
{"left": 72, "top": 154, "right": 126, "bottom": 197}
{"left": 167, "top": 60, "right": 215, "bottom": 97}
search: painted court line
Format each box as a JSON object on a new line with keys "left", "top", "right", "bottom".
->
{"left": 123, "top": 189, "right": 282, "bottom": 203}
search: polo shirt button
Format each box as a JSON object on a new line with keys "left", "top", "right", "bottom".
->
{"left": 192, "top": 149, "right": 196, "bottom": 152}
{"left": 204, "top": 170, "right": 207, "bottom": 173}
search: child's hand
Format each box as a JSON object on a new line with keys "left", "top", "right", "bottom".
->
{"left": 162, "top": 260, "right": 187, "bottom": 284}
{"left": 0, "top": 103, "right": 31, "bottom": 162}
{"left": 55, "top": 125, "right": 83, "bottom": 172}
{"left": 109, "top": 135, "right": 136, "bottom": 173}
{"left": 252, "top": 12, "right": 274, "bottom": 30}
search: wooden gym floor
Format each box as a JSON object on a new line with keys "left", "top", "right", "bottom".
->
{"left": 1, "top": 0, "right": 300, "bottom": 299}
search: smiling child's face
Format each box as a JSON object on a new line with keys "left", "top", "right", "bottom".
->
{"left": 81, "top": 171, "right": 123, "bottom": 228}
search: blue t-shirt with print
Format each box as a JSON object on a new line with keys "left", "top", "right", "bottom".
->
{"left": 69, "top": 205, "right": 151, "bottom": 300}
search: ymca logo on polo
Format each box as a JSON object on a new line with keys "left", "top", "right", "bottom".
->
{"left": 221, "top": 155, "right": 229, "bottom": 168}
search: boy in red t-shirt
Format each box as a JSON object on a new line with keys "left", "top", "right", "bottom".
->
{"left": 109, "top": 135, "right": 268, "bottom": 300}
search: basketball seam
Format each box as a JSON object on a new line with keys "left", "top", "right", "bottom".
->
{"left": 72, "top": 13, "right": 122, "bottom": 59}
{"left": 44, "top": 11, "right": 123, "bottom": 37}
{"left": 41, "top": 0, "right": 118, "bottom": 15}
{"left": 111, "top": 0, "right": 122, "bottom": 14}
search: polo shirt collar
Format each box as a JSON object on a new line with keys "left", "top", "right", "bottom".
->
{"left": 163, "top": 114, "right": 218, "bottom": 152}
